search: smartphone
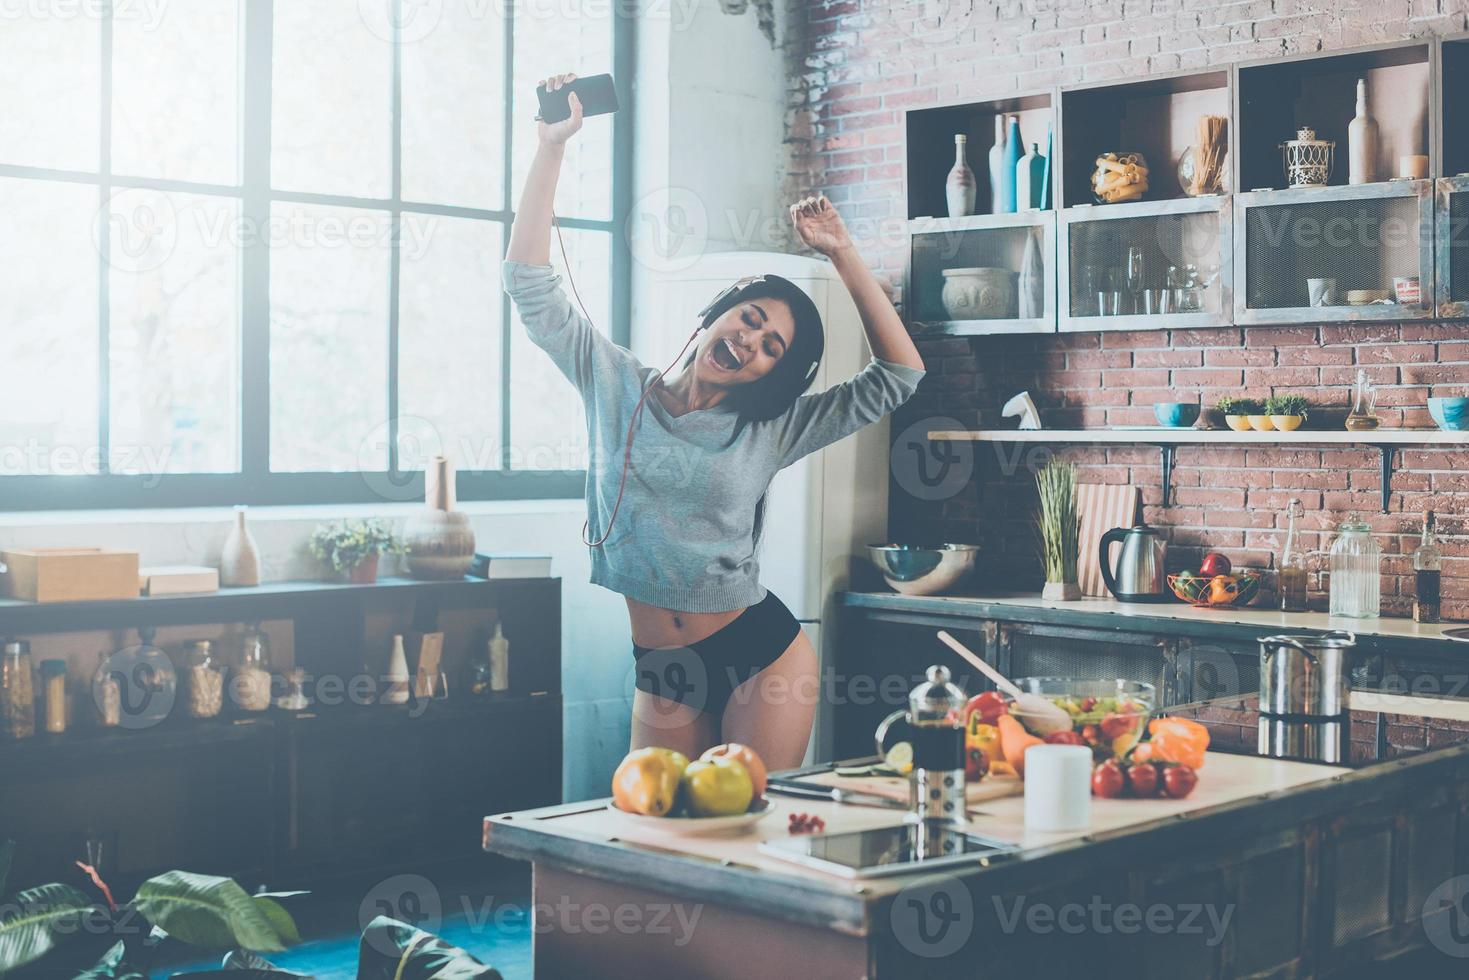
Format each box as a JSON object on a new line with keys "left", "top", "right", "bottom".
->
{"left": 535, "top": 73, "right": 619, "bottom": 124}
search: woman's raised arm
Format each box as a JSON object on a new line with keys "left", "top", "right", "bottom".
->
{"left": 789, "top": 196, "right": 923, "bottom": 371}
{"left": 506, "top": 73, "right": 583, "bottom": 265}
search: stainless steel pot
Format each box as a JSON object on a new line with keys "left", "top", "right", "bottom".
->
{"left": 1258, "top": 631, "right": 1356, "bottom": 717}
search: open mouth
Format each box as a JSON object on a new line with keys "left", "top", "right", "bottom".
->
{"left": 711, "top": 337, "right": 744, "bottom": 371}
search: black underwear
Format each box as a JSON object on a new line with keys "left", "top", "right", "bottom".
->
{"left": 632, "top": 590, "right": 802, "bottom": 717}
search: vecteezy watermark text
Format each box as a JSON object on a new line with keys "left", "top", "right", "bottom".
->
{"left": 993, "top": 895, "right": 1234, "bottom": 946}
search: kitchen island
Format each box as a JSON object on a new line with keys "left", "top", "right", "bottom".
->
{"left": 485, "top": 692, "right": 1469, "bottom": 978}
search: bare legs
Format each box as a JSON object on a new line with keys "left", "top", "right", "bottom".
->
{"left": 628, "top": 630, "right": 818, "bottom": 771}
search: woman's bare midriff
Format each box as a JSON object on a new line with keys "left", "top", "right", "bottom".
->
{"left": 625, "top": 596, "right": 745, "bottom": 649}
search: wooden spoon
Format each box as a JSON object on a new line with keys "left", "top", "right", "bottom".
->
{"left": 936, "top": 630, "right": 1073, "bottom": 736}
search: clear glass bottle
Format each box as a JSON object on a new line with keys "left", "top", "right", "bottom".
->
{"left": 2, "top": 640, "right": 36, "bottom": 739}
{"left": 1278, "top": 498, "right": 1309, "bottom": 613}
{"left": 1412, "top": 510, "right": 1441, "bottom": 624}
{"left": 1328, "top": 514, "right": 1381, "bottom": 618}
{"left": 40, "top": 659, "right": 67, "bottom": 734}
{"left": 92, "top": 650, "right": 121, "bottom": 728}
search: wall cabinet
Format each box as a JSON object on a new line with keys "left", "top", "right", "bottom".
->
{"left": 907, "top": 212, "right": 1055, "bottom": 336}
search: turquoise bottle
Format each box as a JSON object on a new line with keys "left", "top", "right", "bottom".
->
{"left": 1000, "top": 115, "right": 1023, "bottom": 213}
{"left": 1016, "top": 142, "right": 1046, "bottom": 210}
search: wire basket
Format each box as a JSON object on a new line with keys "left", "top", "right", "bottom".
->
{"left": 1280, "top": 127, "right": 1334, "bottom": 188}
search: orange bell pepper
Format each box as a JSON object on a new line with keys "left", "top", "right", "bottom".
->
{"left": 1145, "top": 718, "right": 1210, "bottom": 769}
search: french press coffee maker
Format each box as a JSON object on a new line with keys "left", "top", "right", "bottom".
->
{"left": 875, "top": 665, "right": 968, "bottom": 826}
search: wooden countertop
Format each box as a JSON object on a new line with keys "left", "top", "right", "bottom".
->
{"left": 841, "top": 591, "right": 1468, "bottom": 654}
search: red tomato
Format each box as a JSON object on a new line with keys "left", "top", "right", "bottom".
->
{"left": 1125, "top": 762, "right": 1160, "bottom": 797}
{"left": 1099, "top": 712, "right": 1138, "bottom": 739}
{"left": 1162, "top": 764, "right": 1198, "bottom": 799}
{"left": 1045, "top": 730, "right": 1086, "bottom": 746}
{"left": 1199, "top": 552, "right": 1232, "bottom": 577}
{"left": 1091, "top": 760, "right": 1125, "bottom": 798}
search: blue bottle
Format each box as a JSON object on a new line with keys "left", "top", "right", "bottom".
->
{"left": 1000, "top": 115, "right": 1023, "bottom": 213}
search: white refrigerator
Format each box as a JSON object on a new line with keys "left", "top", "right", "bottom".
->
{"left": 641, "top": 252, "right": 892, "bottom": 762}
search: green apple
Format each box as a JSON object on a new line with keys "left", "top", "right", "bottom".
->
{"left": 681, "top": 757, "right": 753, "bottom": 817}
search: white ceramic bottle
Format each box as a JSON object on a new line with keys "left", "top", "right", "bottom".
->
{"left": 945, "top": 134, "right": 976, "bottom": 218}
{"left": 383, "top": 634, "right": 411, "bottom": 705}
{"left": 219, "top": 505, "right": 261, "bottom": 587}
{"left": 987, "top": 116, "right": 1005, "bottom": 214}
{"left": 1347, "top": 78, "right": 1378, "bottom": 185}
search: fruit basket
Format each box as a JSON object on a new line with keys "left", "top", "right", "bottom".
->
{"left": 1168, "top": 571, "right": 1260, "bottom": 608}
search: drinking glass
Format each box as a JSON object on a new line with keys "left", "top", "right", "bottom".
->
{"left": 1125, "top": 247, "right": 1145, "bottom": 314}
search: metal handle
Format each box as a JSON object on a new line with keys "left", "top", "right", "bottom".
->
{"left": 874, "top": 709, "right": 910, "bottom": 761}
{"left": 1259, "top": 635, "right": 1319, "bottom": 668}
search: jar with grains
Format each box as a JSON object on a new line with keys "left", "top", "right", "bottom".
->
{"left": 41, "top": 659, "right": 67, "bottom": 734}
{"left": 185, "top": 640, "right": 223, "bottom": 719}
{"left": 233, "top": 624, "right": 272, "bottom": 713}
{"left": 1, "top": 640, "right": 36, "bottom": 739}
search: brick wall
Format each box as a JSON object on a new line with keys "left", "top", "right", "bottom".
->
{"left": 786, "top": 0, "right": 1469, "bottom": 618}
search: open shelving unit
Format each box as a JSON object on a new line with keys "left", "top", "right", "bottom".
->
{"left": 903, "top": 92, "right": 1057, "bottom": 336}
{"left": 901, "top": 37, "right": 1469, "bottom": 335}
{"left": 926, "top": 427, "right": 1469, "bottom": 512}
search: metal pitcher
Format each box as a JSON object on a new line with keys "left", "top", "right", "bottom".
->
{"left": 875, "top": 664, "right": 967, "bottom": 826}
{"left": 1098, "top": 523, "right": 1168, "bottom": 602}
{"left": 1258, "top": 631, "right": 1356, "bottom": 717}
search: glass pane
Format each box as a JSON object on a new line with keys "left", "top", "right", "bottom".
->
{"left": 112, "top": 3, "right": 241, "bottom": 184}
{"left": 398, "top": 216, "right": 502, "bottom": 471}
{"left": 272, "top": 1, "right": 391, "bottom": 198}
{"left": 269, "top": 203, "right": 390, "bottom": 472}
{"left": 400, "top": 1, "right": 504, "bottom": 208}
{"left": 0, "top": 13, "right": 100, "bottom": 171}
{"left": 510, "top": 228, "right": 610, "bottom": 471}
{"left": 108, "top": 191, "right": 240, "bottom": 475}
{"left": 0, "top": 178, "right": 100, "bottom": 475}
{"left": 512, "top": 1, "right": 614, "bottom": 220}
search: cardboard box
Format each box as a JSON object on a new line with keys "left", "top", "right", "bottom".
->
{"left": 139, "top": 565, "right": 220, "bottom": 596}
{"left": 0, "top": 548, "right": 141, "bottom": 603}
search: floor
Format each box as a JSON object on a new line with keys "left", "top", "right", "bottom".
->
{"left": 157, "top": 867, "right": 533, "bottom": 979}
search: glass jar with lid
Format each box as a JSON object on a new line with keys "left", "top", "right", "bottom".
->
{"left": 1328, "top": 514, "right": 1381, "bottom": 618}
{"left": 233, "top": 624, "right": 272, "bottom": 713}
{"left": 2, "top": 639, "right": 36, "bottom": 739}
{"left": 185, "top": 640, "right": 224, "bottom": 719}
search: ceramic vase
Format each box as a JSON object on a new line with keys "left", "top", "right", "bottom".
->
{"left": 403, "top": 456, "right": 476, "bottom": 580}
{"left": 1018, "top": 227, "right": 1044, "bottom": 319}
{"left": 1347, "top": 77, "right": 1378, "bottom": 185}
{"left": 1042, "top": 581, "right": 1081, "bottom": 601}
{"left": 383, "top": 634, "right": 410, "bottom": 705}
{"left": 1000, "top": 115, "right": 1023, "bottom": 213}
{"left": 944, "top": 134, "right": 977, "bottom": 218}
{"left": 219, "top": 506, "right": 261, "bottom": 587}
{"left": 987, "top": 116, "right": 1005, "bottom": 214}
{"left": 1015, "top": 142, "right": 1046, "bottom": 210}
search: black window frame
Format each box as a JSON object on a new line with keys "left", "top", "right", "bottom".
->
{"left": 0, "top": 0, "right": 632, "bottom": 511}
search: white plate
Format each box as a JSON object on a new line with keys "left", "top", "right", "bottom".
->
{"left": 1443, "top": 627, "right": 1469, "bottom": 643}
{"left": 606, "top": 796, "right": 774, "bottom": 834}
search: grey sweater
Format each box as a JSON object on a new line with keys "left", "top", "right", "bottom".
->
{"left": 503, "top": 260, "right": 925, "bottom": 613}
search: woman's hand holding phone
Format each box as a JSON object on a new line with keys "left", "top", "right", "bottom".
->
{"left": 538, "top": 73, "right": 583, "bottom": 148}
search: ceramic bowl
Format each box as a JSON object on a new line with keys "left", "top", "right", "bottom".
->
{"left": 1428, "top": 396, "right": 1469, "bottom": 431}
{"left": 941, "top": 267, "right": 1017, "bottom": 320}
{"left": 1153, "top": 402, "right": 1200, "bottom": 427}
{"left": 1270, "top": 415, "right": 1304, "bottom": 432}
{"left": 1247, "top": 415, "right": 1274, "bottom": 431}
{"left": 867, "top": 543, "right": 980, "bottom": 596}
{"left": 1224, "top": 415, "right": 1252, "bottom": 432}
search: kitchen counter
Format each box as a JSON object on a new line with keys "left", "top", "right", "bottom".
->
{"left": 486, "top": 693, "right": 1469, "bottom": 978}
{"left": 840, "top": 590, "right": 1468, "bottom": 655}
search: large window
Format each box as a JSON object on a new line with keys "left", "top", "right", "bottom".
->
{"left": 0, "top": 0, "right": 629, "bottom": 509}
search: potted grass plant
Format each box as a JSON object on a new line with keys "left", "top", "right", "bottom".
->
{"left": 1264, "top": 393, "right": 1310, "bottom": 432}
{"left": 1217, "top": 395, "right": 1262, "bottom": 432}
{"left": 309, "top": 519, "right": 401, "bottom": 583}
{"left": 1035, "top": 459, "right": 1081, "bottom": 600}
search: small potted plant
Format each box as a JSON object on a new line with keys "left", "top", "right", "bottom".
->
{"left": 1216, "top": 396, "right": 1262, "bottom": 432}
{"left": 1035, "top": 459, "right": 1081, "bottom": 600}
{"left": 1263, "top": 393, "right": 1310, "bottom": 432}
{"left": 309, "top": 519, "right": 401, "bottom": 583}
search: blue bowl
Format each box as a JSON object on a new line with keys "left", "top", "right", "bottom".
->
{"left": 1428, "top": 396, "right": 1469, "bottom": 431}
{"left": 1154, "top": 402, "right": 1200, "bottom": 427}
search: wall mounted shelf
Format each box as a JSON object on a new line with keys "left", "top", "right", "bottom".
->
{"left": 926, "top": 427, "right": 1469, "bottom": 512}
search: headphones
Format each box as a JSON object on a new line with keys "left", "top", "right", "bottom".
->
{"left": 695, "top": 274, "right": 820, "bottom": 381}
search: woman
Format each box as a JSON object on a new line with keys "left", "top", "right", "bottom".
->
{"left": 504, "top": 74, "right": 924, "bottom": 769}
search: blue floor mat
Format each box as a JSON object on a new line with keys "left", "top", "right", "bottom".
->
{"left": 159, "top": 879, "right": 533, "bottom": 980}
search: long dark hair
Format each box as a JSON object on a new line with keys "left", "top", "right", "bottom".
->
{"left": 685, "top": 274, "right": 826, "bottom": 541}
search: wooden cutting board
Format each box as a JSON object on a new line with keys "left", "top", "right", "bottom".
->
{"left": 796, "top": 769, "right": 1024, "bottom": 804}
{"left": 1077, "top": 483, "right": 1140, "bottom": 597}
